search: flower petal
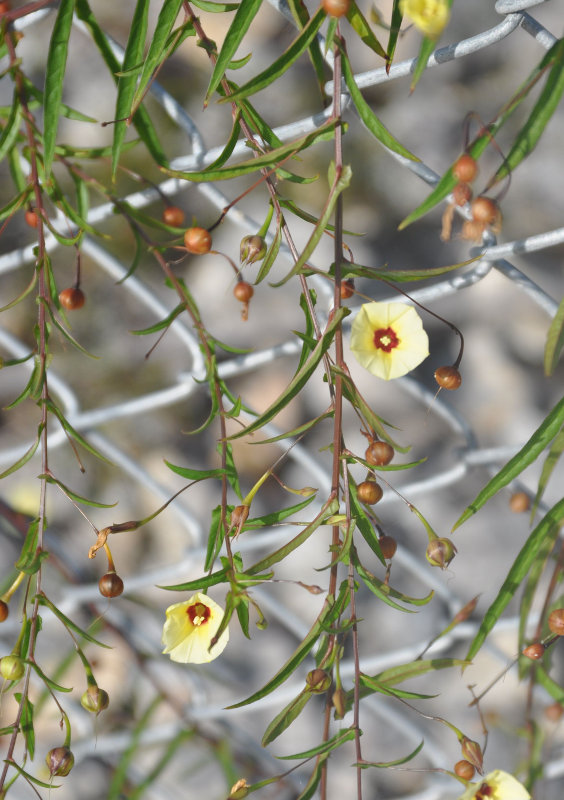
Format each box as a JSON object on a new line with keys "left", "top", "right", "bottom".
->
{"left": 162, "top": 592, "right": 229, "bottom": 664}
{"left": 456, "top": 770, "right": 531, "bottom": 800}
{"left": 399, "top": 0, "right": 450, "bottom": 39}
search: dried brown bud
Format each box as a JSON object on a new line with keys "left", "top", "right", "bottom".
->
{"left": 240, "top": 235, "right": 267, "bottom": 265}
{"left": 228, "top": 779, "right": 249, "bottom": 800}
{"left": 306, "top": 668, "right": 332, "bottom": 693}
{"left": 340, "top": 279, "right": 355, "bottom": 300}
{"left": 378, "top": 535, "right": 397, "bottom": 560}
{"left": 522, "top": 642, "right": 545, "bottom": 660}
{"left": 332, "top": 687, "right": 347, "bottom": 719}
{"left": 45, "top": 746, "right": 74, "bottom": 777}
{"left": 81, "top": 685, "right": 109, "bottom": 715}
{"left": 231, "top": 505, "right": 250, "bottom": 530}
{"left": 453, "top": 595, "right": 479, "bottom": 624}
{"left": 425, "top": 538, "right": 457, "bottom": 569}
{"left": 460, "top": 737, "right": 483, "bottom": 774}
{"left": 545, "top": 702, "right": 564, "bottom": 722}
{"left": 452, "top": 182, "right": 473, "bottom": 207}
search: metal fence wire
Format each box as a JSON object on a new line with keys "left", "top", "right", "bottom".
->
{"left": 1, "top": 1, "right": 564, "bottom": 798}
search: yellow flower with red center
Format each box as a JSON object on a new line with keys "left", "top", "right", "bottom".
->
{"left": 162, "top": 592, "right": 229, "bottom": 664}
{"left": 350, "top": 302, "right": 429, "bottom": 380}
{"left": 400, "top": 0, "right": 450, "bottom": 39}
{"left": 457, "top": 770, "right": 531, "bottom": 800}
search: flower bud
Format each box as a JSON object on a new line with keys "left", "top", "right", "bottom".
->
{"left": 509, "top": 491, "right": 530, "bottom": 513}
{"left": 228, "top": 779, "right": 249, "bottom": 800}
{"left": 548, "top": 609, "right": 564, "bottom": 636}
{"left": 454, "top": 759, "right": 475, "bottom": 781}
{"left": 378, "top": 535, "right": 397, "bottom": 560}
{"left": 0, "top": 655, "right": 25, "bottom": 682}
{"left": 45, "top": 746, "right": 74, "bottom": 777}
{"left": 81, "top": 685, "right": 109, "bottom": 715}
{"left": 99, "top": 571, "right": 124, "bottom": 598}
{"left": 425, "top": 538, "right": 457, "bottom": 569}
{"left": 240, "top": 235, "right": 267, "bottom": 265}
{"left": 522, "top": 642, "right": 545, "bottom": 660}
{"left": 332, "top": 687, "right": 347, "bottom": 719}
{"left": 460, "top": 737, "right": 483, "bottom": 774}
{"left": 305, "top": 668, "right": 332, "bottom": 693}
{"left": 0, "top": 600, "right": 8, "bottom": 622}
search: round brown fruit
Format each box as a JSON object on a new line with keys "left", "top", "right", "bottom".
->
{"left": 454, "top": 760, "right": 475, "bottom": 781}
{"left": 233, "top": 281, "right": 254, "bottom": 303}
{"left": 522, "top": 642, "right": 545, "bottom": 660}
{"left": 452, "top": 182, "right": 472, "bottom": 207}
{"left": 59, "top": 287, "right": 85, "bottom": 310}
{"left": 509, "top": 491, "right": 530, "bottom": 513}
{"left": 184, "top": 226, "right": 212, "bottom": 255}
{"left": 545, "top": 702, "right": 564, "bottom": 722}
{"left": 356, "top": 480, "right": 383, "bottom": 505}
{"left": 321, "top": 0, "right": 350, "bottom": 17}
{"left": 548, "top": 608, "right": 564, "bottom": 636}
{"left": 365, "top": 441, "right": 394, "bottom": 466}
{"left": 162, "top": 206, "right": 185, "bottom": 227}
{"left": 434, "top": 365, "right": 462, "bottom": 391}
{"left": 378, "top": 535, "right": 397, "bottom": 560}
{"left": 25, "top": 209, "right": 39, "bottom": 228}
{"left": 99, "top": 572, "right": 124, "bottom": 598}
{"left": 0, "top": 600, "right": 8, "bottom": 622}
{"left": 340, "top": 279, "right": 355, "bottom": 300}
{"left": 471, "top": 196, "right": 499, "bottom": 226}
{"left": 461, "top": 219, "right": 485, "bottom": 242}
{"left": 452, "top": 154, "right": 478, "bottom": 184}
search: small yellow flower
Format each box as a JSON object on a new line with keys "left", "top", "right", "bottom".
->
{"left": 162, "top": 592, "right": 229, "bottom": 664}
{"left": 457, "top": 770, "right": 531, "bottom": 800}
{"left": 400, "top": 0, "right": 450, "bottom": 39}
{"left": 350, "top": 302, "right": 429, "bottom": 380}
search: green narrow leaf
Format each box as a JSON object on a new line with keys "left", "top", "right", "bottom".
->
{"left": 191, "top": 0, "right": 239, "bottom": 10}
{"left": 205, "top": 110, "right": 242, "bottom": 171}
{"left": 530, "top": 428, "right": 564, "bottom": 518}
{"left": 286, "top": 0, "right": 327, "bottom": 98}
{"left": 0, "top": 93, "right": 23, "bottom": 163}
{"left": 357, "top": 740, "right": 424, "bottom": 768}
{"left": 262, "top": 690, "right": 312, "bottom": 746}
{"left": 0, "top": 424, "right": 43, "bottom": 480}
{"left": 228, "top": 307, "right": 349, "bottom": 439}
{"left": 544, "top": 294, "right": 564, "bottom": 376}
{"left": 453, "top": 395, "right": 564, "bottom": 530}
{"left": 165, "top": 460, "right": 226, "bottom": 481}
{"left": 112, "top": 0, "right": 150, "bottom": 177}
{"left": 205, "top": 505, "right": 226, "bottom": 571}
{"left": 132, "top": 0, "right": 184, "bottom": 108}
{"left": 277, "top": 726, "right": 357, "bottom": 759}
{"left": 221, "top": 8, "right": 325, "bottom": 103}
{"left": 518, "top": 531, "right": 554, "bottom": 663}
{"left": 43, "top": 0, "right": 76, "bottom": 176}
{"left": 30, "top": 661, "right": 72, "bottom": 694}
{"left": 340, "top": 46, "right": 417, "bottom": 161}
{"left": 296, "top": 755, "right": 328, "bottom": 800}
{"left": 37, "top": 593, "right": 112, "bottom": 648}
{"left": 386, "top": 0, "right": 403, "bottom": 70}
{"left": 160, "top": 567, "right": 228, "bottom": 592}
{"left": 14, "top": 519, "right": 42, "bottom": 574}
{"left": 465, "top": 497, "right": 564, "bottom": 663}
{"left": 46, "top": 400, "right": 114, "bottom": 465}
{"left": 40, "top": 474, "right": 117, "bottom": 509}
{"left": 535, "top": 664, "right": 564, "bottom": 704}
{"left": 255, "top": 218, "right": 282, "bottom": 284}
{"left": 14, "top": 693, "right": 35, "bottom": 759}
{"left": 4, "top": 759, "right": 59, "bottom": 790}
{"left": 330, "top": 256, "right": 473, "bottom": 283}
{"left": 346, "top": 0, "right": 387, "bottom": 60}
{"left": 205, "top": 0, "right": 263, "bottom": 104}
{"left": 252, "top": 409, "right": 333, "bottom": 444}
{"left": 492, "top": 39, "right": 564, "bottom": 185}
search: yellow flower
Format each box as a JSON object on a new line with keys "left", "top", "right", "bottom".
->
{"left": 350, "top": 302, "right": 429, "bottom": 380}
{"left": 162, "top": 592, "right": 229, "bottom": 664}
{"left": 400, "top": 0, "right": 450, "bottom": 39}
{"left": 457, "top": 770, "right": 531, "bottom": 800}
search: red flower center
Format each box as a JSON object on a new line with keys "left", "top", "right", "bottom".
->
{"left": 476, "top": 784, "right": 493, "bottom": 799}
{"left": 373, "top": 327, "right": 399, "bottom": 352}
{"left": 187, "top": 602, "right": 211, "bottom": 626}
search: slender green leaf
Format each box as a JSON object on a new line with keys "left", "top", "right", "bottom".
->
{"left": 227, "top": 591, "right": 346, "bottom": 708}
{"left": 518, "top": 531, "right": 554, "bottom": 664}
{"left": 37, "top": 593, "right": 112, "bottom": 648}
{"left": 252, "top": 409, "right": 333, "bottom": 444}
{"left": 0, "top": 424, "right": 43, "bottom": 480}
{"left": 206, "top": 110, "right": 242, "bottom": 171}
{"left": 4, "top": 760, "right": 59, "bottom": 790}
{"left": 535, "top": 664, "right": 564, "bottom": 704}
{"left": 350, "top": 489, "right": 385, "bottom": 563}
{"left": 357, "top": 740, "right": 424, "bottom": 768}
{"left": 205, "top": 504, "right": 226, "bottom": 571}
{"left": 191, "top": 0, "right": 240, "bottom": 10}
{"left": 354, "top": 555, "right": 421, "bottom": 612}
{"left": 262, "top": 689, "right": 312, "bottom": 746}
{"left": 23, "top": 77, "right": 97, "bottom": 122}
{"left": 531, "top": 428, "right": 564, "bottom": 518}
{"left": 327, "top": 256, "right": 473, "bottom": 283}
{"left": 544, "top": 294, "right": 564, "bottom": 376}
{"left": 340, "top": 46, "right": 417, "bottom": 161}
{"left": 13, "top": 694, "right": 35, "bottom": 759}
{"left": 160, "top": 567, "right": 228, "bottom": 592}
{"left": 255, "top": 218, "right": 282, "bottom": 283}
{"left": 205, "top": 0, "right": 263, "bottom": 104}
{"left": 223, "top": 8, "right": 325, "bottom": 103}
{"left": 0, "top": 269, "right": 37, "bottom": 312}
{"left": 229, "top": 307, "right": 349, "bottom": 439}
{"left": 112, "top": 0, "right": 150, "bottom": 177}
{"left": 277, "top": 726, "right": 357, "bottom": 759}
{"left": 0, "top": 189, "right": 32, "bottom": 223}
{"left": 47, "top": 400, "right": 114, "bottom": 465}
{"left": 132, "top": 0, "right": 184, "bottom": 108}
{"left": 346, "top": 0, "right": 386, "bottom": 60}
{"left": 409, "top": 35, "right": 435, "bottom": 94}
{"left": 296, "top": 755, "right": 328, "bottom": 800}
{"left": 0, "top": 93, "right": 22, "bottom": 163}
{"left": 243, "top": 495, "right": 316, "bottom": 531}
{"left": 465, "top": 497, "right": 564, "bottom": 663}
{"left": 373, "top": 657, "right": 470, "bottom": 685}
{"left": 30, "top": 661, "right": 72, "bottom": 693}
{"left": 359, "top": 675, "right": 435, "bottom": 701}
{"left": 43, "top": 0, "right": 76, "bottom": 175}
{"left": 453, "top": 396, "right": 564, "bottom": 530}
{"left": 286, "top": 0, "right": 327, "bottom": 98}
{"left": 165, "top": 461, "right": 226, "bottom": 481}
{"left": 40, "top": 474, "right": 117, "bottom": 509}
{"left": 386, "top": 0, "right": 403, "bottom": 70}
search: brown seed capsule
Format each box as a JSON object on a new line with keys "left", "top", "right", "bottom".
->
{"left": 460, "top": 218, "right": 485, "bottom": 242}
{"left": 59, "top": 287, "right": 86, "bottom": 310}
{"left": 231, "top": 504, "right": 250, "bottom": 530}
{"left": 434, "top": 365, "right": 462, "bottom": 391}
{"left": 548, "top": 608, "right": 564, "bottom": 636}
{"left": 332, "top": 687, "right": 347, "bottom": 719}
{"left": 522, "top": 642, "right": 545, "bottom": 660}
{"left": 81, "top": 685, "right": 110, "bottom": 714}
{"left": 461, "top": 737, "right": 483, "bottom": 775}
{"left": 340, "top": 279, "right": 355, "bottom": 300}
{"left": 306, "top": 668, "right": 332, "bottom": 693}
{"left": 99, "top": 572, "right": 124, "bottom": 598}
{"left": 378, "top": 535, "right": 397, "bottom": 560}
{"left": 162, "top": 206, "right": 185, "bottom": 227}
{"left": 426, "top": 538, "right": 457, "bottom": 569}
{"left": 240, "top": 235, "right": 267, "bottom": 265}
{"left": 545, "top": 702, "right": 564, "bottom": 722}
{"left": 452, "top": 182, "right": 473, "bottom": 207}
{"left": 365, "top": 441, "right": 394, "bottom": 466}
{"left": 454, "top": 760, "right": 475, "bottom": 781}
{"left": 25, "top": 209, "right": 39, "bottom": 228}
{"left": 322, "top": 0, "right": 350, "bottom": 17}
{"left": 509, "top": 492, "right": 530, "bottom": 513}
{"left": 46, "top": 746, "right": 74, "bottom": 777}
{"left": 471, "top": 196, "right": 500, "bottom": 226}
{"left": 233, "top": 281, "right": 254, "bottom": 303}
{"left": 357, "top": 480, "right": 383, "bottom": 505}
{"left": 228, "top": 779, "right": 249, "bottom": 800}
{"left": 184, "top": 226, "right": 212, "bottom": 255}
{"left": 453, "top": 154, "right": 478, "bottom": 184}
{"left": 0, "top": 600, "right": 8, "bottom": 622}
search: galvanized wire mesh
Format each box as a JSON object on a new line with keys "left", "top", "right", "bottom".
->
{"left": 2, "top": 1, "right": 564, "bottom": 798}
